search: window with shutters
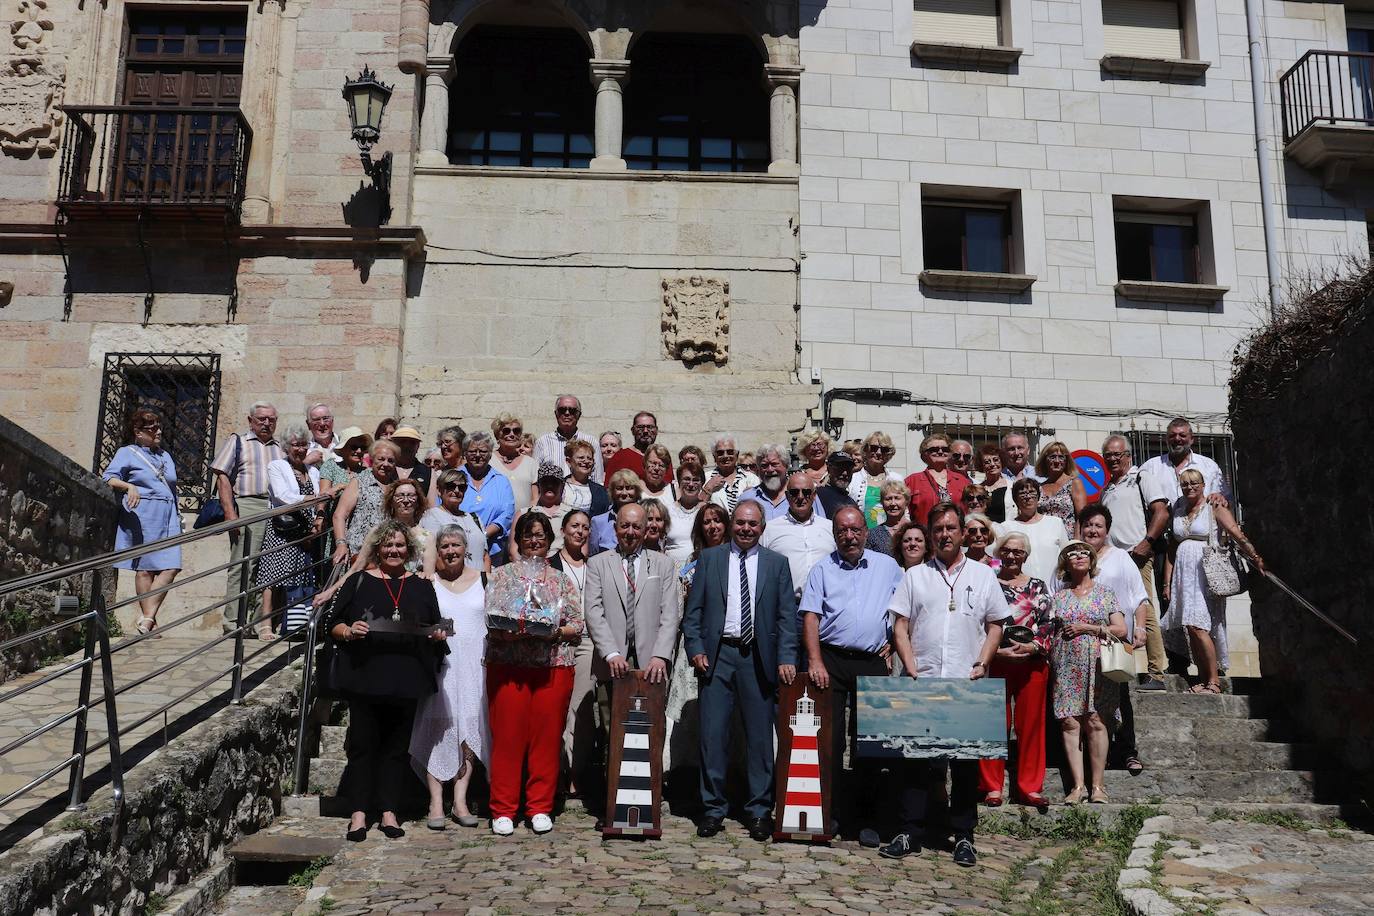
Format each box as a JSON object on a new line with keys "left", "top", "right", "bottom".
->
{"left": 913, "top": 0, "right": 1002, "bottom": 47}
{"left": 1102, "top": 0, "right": 1184, "bottom": 58}
{"left": 917, "top": 186, "right": 1036, "bottom": 294}
{"left": 1114, "top": 212, "right": 1199, "bottom": 284}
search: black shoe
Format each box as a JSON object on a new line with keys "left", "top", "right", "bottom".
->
{"left": 748, "top": 816, "right": 774, "bottom": 842}
{"left": 379, "top": 824, "right": 405, "bottom": 840}
{"left": 879, "top": 833, "right": 918, "bottom": 859}
{"left": 346, "top": 826, "right": 368, "bottom": 842}
{"left": 953, "top": 838, "right": 977, "bottom": 867}
{"left": 858, "top": 828, "right": 881, "bottom": 848}
{"left": 696, "top": 816, "right": 724, "bottom": 838}
{"left": 1136, "top": 678, "right": 1167, "bottom": 691}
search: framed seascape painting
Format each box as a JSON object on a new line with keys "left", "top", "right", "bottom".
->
{"left": 855, "top": 677, "right": 1007, "bottom": 760}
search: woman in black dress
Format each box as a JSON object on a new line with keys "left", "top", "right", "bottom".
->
{"left": 328, "top": 520, "right": 449, "bottom": 841}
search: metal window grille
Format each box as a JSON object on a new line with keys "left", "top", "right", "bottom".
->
{"left": 911, "top": 413, "right": 1056, "bottom": 466}
{"left": 1124, "top": 427, "right": 1241, "bottom": 514}
{"left": 93, "top": 353, "right": 222, "bottom": 512}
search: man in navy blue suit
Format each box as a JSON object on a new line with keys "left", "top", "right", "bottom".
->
{"left": 683, "top": 500, "right": 798, "bottom": 841}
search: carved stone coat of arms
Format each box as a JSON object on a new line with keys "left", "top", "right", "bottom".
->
{"left": 661, "top": 275, "right": 729, "bottom": 367}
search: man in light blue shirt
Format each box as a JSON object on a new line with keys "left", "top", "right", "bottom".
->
{"left": 799, "top": 505, "right": 903, "bottom": 843}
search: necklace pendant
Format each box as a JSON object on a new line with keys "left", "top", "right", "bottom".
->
{"left": 948, "top": 597, "right": 956, "bottom": 613}
{"left": 392, "top": 609, "right": 401, "bottom": 622}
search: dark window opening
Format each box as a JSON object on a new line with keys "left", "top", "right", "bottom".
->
{"left": 624, "top": 34, "right": 770, "bottom": 173}
{"left": 128, "top": 11, "right": 248, "bottom": 62}
{"left": 1115, "top": 213, "right": 1200, "bottom": 283}
{"left": 447, "top": 26, "right": 594, "bottom": 168}
{"left": 922, "top": 201, "right": 1013, "bottom": 273}
{"left": 95, "top": 353, "right": 223, "bottom": 513}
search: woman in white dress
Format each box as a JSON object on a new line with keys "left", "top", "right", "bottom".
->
{"left": 664, "top": 464, "right": 705, "bottom": 569}
{"left": 1163, "top": 469, "right": 1264, "bottom": 694}
{"left": 994, "top": 478, "right": 1069, "bottom": 584}
{"left": 410, "top": 525, "right": 490, "bottom": 829}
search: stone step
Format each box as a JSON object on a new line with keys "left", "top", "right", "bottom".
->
{"left": 307, "top": 757, "right": 346, "bottom": 796}
{"left": 1147, "top": 674, "right": 1265, "bottom": 695}
{"left": 1043, "top": 767, "right": 1324, "bottom": 803}
{"left": 1132, "top": 739, "right": 1314, "bottom": 771}
{"left": 1129, "top": 690, "right": 1265, "bottom": 719}
{"left": 318, "top": 724, "right": 347, "bottom": 758}
{"left": 229, "top": 832, "right": 343, "bottom": 864}
{"left": 1131, "top": 715, "right": 1292, "bottom": 744}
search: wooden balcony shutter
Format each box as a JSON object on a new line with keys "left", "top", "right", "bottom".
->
{"left": 1103, "top": 0, "right": 1183, "bottom": 59}
{"left": 913, "top": 0, "right": 1001, "bottom": 47}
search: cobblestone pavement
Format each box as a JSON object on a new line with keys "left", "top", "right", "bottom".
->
{"left": 1125, "top": 812, "right": 1374, "bottom": 916}
{"left": 214, "top": 806, "right": 1124, "bottom": 916}
{"left": 0, "top": 632, "right": 294, "bottom": 844}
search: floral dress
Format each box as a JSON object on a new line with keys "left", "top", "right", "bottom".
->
{"left": 1039, "top": 480, "right": 1077, "bottom": 538}
{"left": 999, "top": 577, "right": 1054, "bottom": 653}
{"left": 1049, "top": 584, "right": 1122, "bottom": 726}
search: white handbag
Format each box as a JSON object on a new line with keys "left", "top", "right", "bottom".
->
{"left": 1201, "top": 522, "right": 1246, "bottom": 598}
{"left": 1099, "top": 634, "right": 1136, "bottom": 684}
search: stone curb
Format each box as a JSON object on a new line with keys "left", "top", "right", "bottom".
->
{"left": 163, "top": 859, "right": 235, "bottom": 916}
{"left": 1116, "top": 814, "right": 1181, "bottom": 916}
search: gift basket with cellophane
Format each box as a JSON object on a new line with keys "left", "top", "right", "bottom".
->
{"left": 485, "top": 560, "right": 563, "bottom": 638}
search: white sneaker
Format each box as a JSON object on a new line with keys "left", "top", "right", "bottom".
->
{"left": 491, "top": 816, "right": 514, "bottom": 836}
{"left": 531, "top": 813, "right": 553, "bottom": 834}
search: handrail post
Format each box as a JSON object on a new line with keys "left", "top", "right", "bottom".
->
{"left": 64, "top": 573, "right": 100, "bottom": 811}
{"left": 230, "top": 527, "right": 252, "bottom": 704}
{"left": 291, "top": 613, "right": 319, "bottom": 795}
{"left": 95, "top": 593, "right": 125, "bottom": 833}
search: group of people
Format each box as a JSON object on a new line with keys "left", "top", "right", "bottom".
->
{"left": 102, "top": 398, "right": 1264, "bottom": 867}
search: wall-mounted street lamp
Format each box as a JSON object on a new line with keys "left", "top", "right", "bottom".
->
{"left": 341, "top": 65, "right": 394, "bottom": 222}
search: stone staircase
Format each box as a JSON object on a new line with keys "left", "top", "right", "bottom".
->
{"left": 1043, "top": 675, "right": 1338, "bottom": 809}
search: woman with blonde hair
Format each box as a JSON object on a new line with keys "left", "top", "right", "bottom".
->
{"left": 962, "top": 513, "right": 999, "bottom": 568}
{"left": 590, "top": 469, "right": 644, "bottom": 554}
{"left": 1035, "top": 441, "right": 1086, "bottom": 538}
{"left": 334, "top": 438, "right": 402, "bottom": 564}
{"left": 641, "top": 444, "right": 674, "bottom": 500}
{"left": 796, "top": 429, "right": 833, "bottom": 488}
{"left": 640, "top": 497, "right": 671, "bottom": 552}
{"left": 1050, "top": 541, "right": 1127, "bottom": 805}
{"left": 491, "top": 413, "right": 538, "bottom": 516}
{"left": 1163, "top": 468, "right": 1263, "bottom": 694}
{"left": 905, "top": 433, "right": 972, "bottom": 528}
{"left": 847, "top": 431, "right": 902, "bottom": 528}
{"left": 864, "top": 478, "right": 910, "bottom": 554}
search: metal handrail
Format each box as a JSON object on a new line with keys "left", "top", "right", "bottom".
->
{"left": 0, "top": 494, "right": 336, "bottom": 824}
{"left": 1260, "top": 570, "right": 1357, "bottom": 645}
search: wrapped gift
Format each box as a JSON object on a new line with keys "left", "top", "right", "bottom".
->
{"left": 486, "top": 561, "right": 563, "bottom": 638}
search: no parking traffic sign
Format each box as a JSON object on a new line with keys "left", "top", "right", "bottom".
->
{"left": 1072, "top": 449, "right": 1108, "bottom": 503}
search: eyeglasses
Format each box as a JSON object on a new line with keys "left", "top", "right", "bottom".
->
{"left": 1065, "top": 548, "right": 1092, "bottom": 559}
{"left": 865, "top": 445, "right": 894, "bottom": 455}
{"left": 498, "top": 427, "right": 521, "bottom": 437}
{"left": 441, "top": 483, "right": 467, "bottom": 493}
{"left": 555, "top": 406, "right": 579, "bottom": 415}
{"left": 1001, "top": 548, "right": 1027, "bottom": 557}
{"left": 965, "top": 495, "right": 988, "bottom": 504}
{"left": 309, "top": 415, "right": 333, "bottom": 423}
{"left": 966, "top": 528, "right": 989, "bottom": 538}
{"left": 950, "top": 452, "right": 972, "bottom": 462}
{"left": 632, "top": 423, "right": 657, "bottom": 432}
{"left": 786, "top": 488, "right": 815, "bottom": 498}
{"left": 137, "top": 423, "right": 161, "bottom": 431}
{"left": 714, "top": 449, "right": 737, "bottom": 456}
{"left": 925, "top": 446, "right": 950, "bottom": 455}
{"left": 739, "top": 463, "right": 757, "bottom": 471}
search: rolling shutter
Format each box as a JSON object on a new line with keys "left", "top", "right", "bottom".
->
{"left": 913, "top": 0, "right": 1001, "bottom": 47}
{"left": 1103, "top": 0, "right": 1183, "bottom": 59}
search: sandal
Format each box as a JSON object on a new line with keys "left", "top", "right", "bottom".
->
{"left": 983, "top": 791, "right": 1003, "bottom": 807}
{"left": 136, "top": 615, "right": 159, "bottom": 638}
{"left": 1090, "top": 786, "right": 1109, "bottom": 804}
{"left": 1064, "top": 786, "right": 1087, "bottom": 805}
{"left": 1125, "top": 757, "right": 1144, "bottom": 776}
{"left": 1187, "top": 682, "right": 1220, "bottom": 695}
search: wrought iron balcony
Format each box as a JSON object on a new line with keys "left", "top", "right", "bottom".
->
{"left": 56, "top": 105, "right": 252, "bottom": 222}
{"left": 1279, "top": 50, "right": 1374, "bottom": 184}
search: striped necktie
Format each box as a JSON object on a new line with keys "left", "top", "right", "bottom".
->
{"left": 738, "top": 550, "right": 754, "bottom": 646}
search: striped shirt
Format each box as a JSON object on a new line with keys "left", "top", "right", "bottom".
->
{"left": 210, "top": 431, "right": 284, "bottom": 498}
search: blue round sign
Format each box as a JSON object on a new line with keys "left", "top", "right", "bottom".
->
{"left": 1072, "top": 449, "right": 1108, "bottom": 503}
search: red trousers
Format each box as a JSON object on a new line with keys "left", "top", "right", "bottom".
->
{"left": 487, "top": 663, "right": 575, "bottom": 820}
{"left": 978, "top": 656, "right": 1048, "bottom": 801}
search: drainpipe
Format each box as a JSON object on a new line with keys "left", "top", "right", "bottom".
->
{"left": 1244, "top": 0, "right": 1282, "bottom": 317}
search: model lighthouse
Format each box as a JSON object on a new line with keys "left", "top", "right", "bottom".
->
{"left": 611, "top": 694, "right": 653, "bottom": 830}
{"left": 779, "top": 688, "right": 824, "bottom": 835}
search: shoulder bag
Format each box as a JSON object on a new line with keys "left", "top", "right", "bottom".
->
{"left": 1099, "top": 632, "right": 1136, "bottom": 683}
{"left": 194, "top": 434, "right": 241, "bottom": 529}
{"left": 1201, "top": 517, "right": 1246, "bottom": 598}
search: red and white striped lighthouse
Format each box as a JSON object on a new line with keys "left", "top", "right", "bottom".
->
{"left": 779, "top": 688, "right": 823, "bottom": 835}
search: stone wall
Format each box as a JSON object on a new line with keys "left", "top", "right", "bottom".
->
{"left": 0, "top": 413, "right": 116, "bottom": 685}
{"left": 1230, "top": 283, "right": 1374, "bottom": 806}
{"left": 0, "top": 667, "right": 299, "bottom": 916}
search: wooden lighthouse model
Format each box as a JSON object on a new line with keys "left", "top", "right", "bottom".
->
{"left": 772, "top": 679, "right": 833, "bottom": 842}
{"left": 602, "top": 670, "right": 666, "bottom": 839}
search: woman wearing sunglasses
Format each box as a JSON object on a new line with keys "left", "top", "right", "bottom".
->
{"left": 847, "top": 431, "right": 903, "bottom": 528}
{"left": 905, "top": 434, "right": 972, "bottom": 529}
{"left": 491, "top": 414, "right": 538, "bottom": 518}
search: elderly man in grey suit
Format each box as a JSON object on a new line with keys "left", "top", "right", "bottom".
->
{"left": 683, "top": 500, "right": 798, "bottom": 842}
{"left": 585, "top": 503, "right": 683, "bottom": 684}
{"left": 584, "top": 503, "right": 683, "bottom": 817}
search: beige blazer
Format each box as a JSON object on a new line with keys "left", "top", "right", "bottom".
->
{"left": 584, "top": 548, "right": 683, "bottom": 679}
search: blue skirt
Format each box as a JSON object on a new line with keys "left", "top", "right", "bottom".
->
{"left": 113, "top": 496, "right": 183, "bottom": 571}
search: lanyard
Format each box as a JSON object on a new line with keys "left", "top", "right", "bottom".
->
{"left": 935, "top": 558, "right": 967, "bottom": 613}
{"left": 381, "top": 573, "right": 407, "bottom": 621}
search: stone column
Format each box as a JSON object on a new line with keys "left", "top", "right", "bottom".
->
{"left": 241, "top": 0, "right": 286, "bottom": 223}
{"left": 398, "top": 0, "right": 431, "bottom": 74}
{"left": 417, "top": 56, "right": 454, "bottom": 167}
{"left": 763, "top": 64, "right": 802, "bottom": 177}
{"left": 588, "top": 59, "right": 631, "bottom": 172}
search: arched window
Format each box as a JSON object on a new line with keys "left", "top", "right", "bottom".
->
{"left": 623, "top": 34, "right": 770, "bottom": 172}
{"left": 447, "top": 26, "right": 594, "bottom": 168}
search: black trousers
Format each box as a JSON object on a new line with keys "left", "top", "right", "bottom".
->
{"left": 342, "top": 697, "right": 417, "bottom": 814}
{"left": 813, "top": 644, "right": 888, "bottom": 828}
{"left": 893, "top": 759, "right": 979, "bottom": 840}
{"left": 1110, "top": 682, "right": 1139, "bottom": 765}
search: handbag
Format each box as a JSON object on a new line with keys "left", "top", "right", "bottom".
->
{"left": 272, "top": 510, "right": 311, "bottom": 541}
{"left": 194, "top": 434, "right": 241, "bottom": 529}
{"left": 1099, "top": 633, "right": 1136, "bottom": 684}
{"left": 1201, "top": 520, "right": 1246, "bottom": 598}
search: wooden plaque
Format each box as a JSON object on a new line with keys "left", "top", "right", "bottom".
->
{"left": 601, "top": 671, "right": 667, "bottom": 839}
{"left": 772, "top": 678, "right": 834, "bottom": 843}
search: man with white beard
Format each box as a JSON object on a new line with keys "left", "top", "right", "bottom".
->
{"left": 741, "top": 444, "right": 824, "bottom": 522}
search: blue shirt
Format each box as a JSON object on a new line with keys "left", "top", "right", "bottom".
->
{"left": 588, "top": 509, "right": 618, "bottom": 556}
{"left": 741, "top": 486, "right": 825, "bottom": 523}
{"left": 460, "top": 467, "right": 515, "bottom": 556}
{"left": 799, "top": 549, "right": 903, "bottom": 654}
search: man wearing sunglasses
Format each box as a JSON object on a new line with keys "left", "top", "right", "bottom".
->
{"left": 761, "top": 472, "right": 837, "bottom": 596}
{"left": 533, "top": 394, "right": 604, "bottom": 481}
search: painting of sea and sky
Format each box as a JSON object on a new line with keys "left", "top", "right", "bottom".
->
{"left": 855, "top": 677, "right": 1007, "bottom": 760}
